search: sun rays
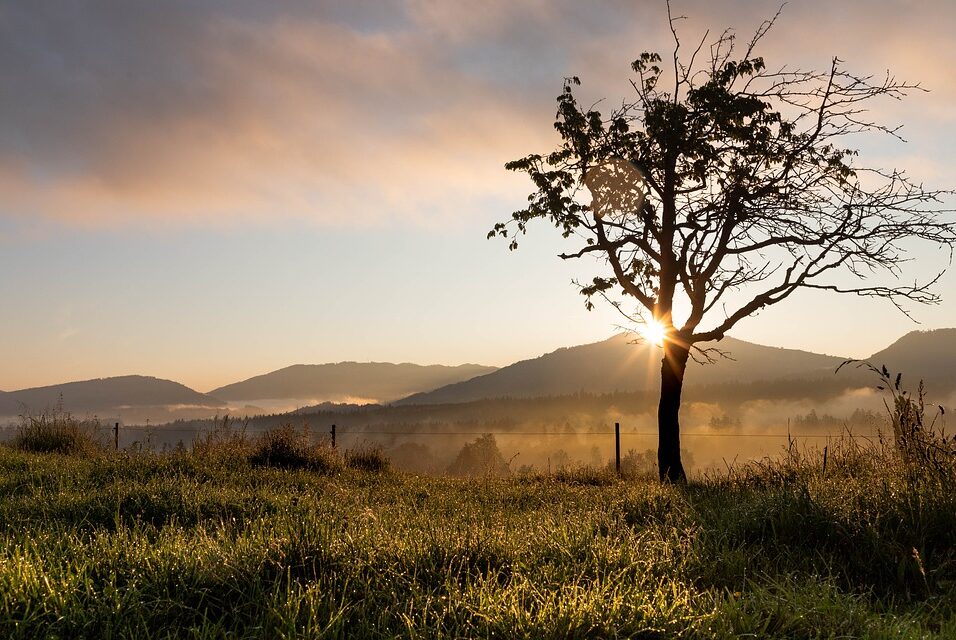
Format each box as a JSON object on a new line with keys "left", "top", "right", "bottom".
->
{"left": 639, "top": 318, "right": 667, "bottom": 347}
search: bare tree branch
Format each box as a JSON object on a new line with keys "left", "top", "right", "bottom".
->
{"left": 495, "top": 16, "right": 956, "bottom": 350}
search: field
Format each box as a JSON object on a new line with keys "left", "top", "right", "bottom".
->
{"left": 0, "top": 430, "right": 954, "bottom": 638}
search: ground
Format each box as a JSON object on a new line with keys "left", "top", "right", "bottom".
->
{"left": 0, "top": 443, "right": 953, "bottom": 639}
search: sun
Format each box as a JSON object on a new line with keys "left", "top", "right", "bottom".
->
{"left": 639, "top": 319, "right": 667, "bottom": 347}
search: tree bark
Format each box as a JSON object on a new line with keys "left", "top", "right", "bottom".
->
{"left": 658, "top": 339, "right": 690, "bottom": 482}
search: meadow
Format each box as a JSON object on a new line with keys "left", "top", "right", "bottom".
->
{"left": 0, "top": 414, "right": 954, "bottom": 639}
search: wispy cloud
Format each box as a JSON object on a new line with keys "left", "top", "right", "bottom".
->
{"left": 0, "top": 0, "right": 952, "bottom": 229}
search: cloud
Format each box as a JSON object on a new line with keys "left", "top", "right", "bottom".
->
{"left": 0, "top": 2, "right": 552, "bottom": 227}
{"left": 0, "top": 0, "right": 953, "bottom": 228}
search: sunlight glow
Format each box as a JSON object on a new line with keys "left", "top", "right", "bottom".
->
{"left": 639, "top": 319, "right": 667, "bottom": 347}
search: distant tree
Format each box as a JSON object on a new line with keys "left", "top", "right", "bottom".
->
{"left": 708, "top": 413, "right": 741, "bottom": 430}
{"left": 550, "top": 448, "right": 572, "bottom": 471}
{"left": 447, "top": 434, "right": 510, "bottom": 476}
{"left": 387, "top": 442, "right": 439, "bottom": 473}
{"left": 492, "top": 6, "right": 956, "bottom": 481}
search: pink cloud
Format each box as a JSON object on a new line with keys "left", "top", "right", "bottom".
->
{"left": 0, "top": 0, "right": 952, "bottom": 229}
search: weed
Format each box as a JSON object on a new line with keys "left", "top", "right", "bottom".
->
{"left": 838, "top": 361, "right": 954, "bottom": 483}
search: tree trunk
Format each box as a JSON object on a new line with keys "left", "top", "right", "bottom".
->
{"left": 658, "top": 339, "right": 690, "bottom": 482}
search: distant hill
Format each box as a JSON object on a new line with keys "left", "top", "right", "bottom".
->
{"left": 3, "top": 329, "right": 950, "bottom": 426}
{"left": 397, "top": 334, "right": 847, "bottom": 405}
{"left": 864, "top": 329, "right": 956, "bottom": 390}
{"left": 208, "top": 362, "right": 498, "bottom": 404}
{"left": 0, "top": 375, "right": 225, "bottom": 417}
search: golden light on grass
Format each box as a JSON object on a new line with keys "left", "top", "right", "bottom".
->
{"left": 639, "top": 318, "right": 667, "bottom": 347}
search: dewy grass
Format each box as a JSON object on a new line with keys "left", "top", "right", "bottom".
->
{"left": 0, "top": 436, "right": 952, "bottom": 639}
{"left": 344, "top": 445, "right": 390, "bottom": 473}
{"left": 193, "top": 421, "right": 347, "bottom": 474}
{"left": 12, "top": 409, "right": 105, "bottom": 455}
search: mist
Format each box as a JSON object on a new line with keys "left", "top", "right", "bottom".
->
{"left": 13, "top": 381, "right": 938, "bottom": 478}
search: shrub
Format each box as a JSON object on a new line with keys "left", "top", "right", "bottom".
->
{"left": 884, "top": 375, "right": 954, "bottom": 482}
{"left": 249, "top": 424, "right": 311, "bottom": 468}
{"left": 345, "top": 445, "right": 390, "bottom": 473}
{"left": 249, "top": 424, "right": 342, "bottom": 474}
{"left": 12, "top": 410, "right": 104, "bottom": 455}
{"left": 308, "top": 441, "right": 344, "bottom": 474}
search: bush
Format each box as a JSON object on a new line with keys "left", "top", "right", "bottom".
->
{"left": 345, "top": 445, "right": 390, "bottom": 473}
{"left": 12, "top": 410, "right": 104, "bottom": 455}
{"left": 249, "top": 424, "right": 342, "bottom": 474}
{"left": 308, "top": 441, "right": 344, "bottom": 474}
{"left": 884, "top": 374, "right": 954, "bottom": 483}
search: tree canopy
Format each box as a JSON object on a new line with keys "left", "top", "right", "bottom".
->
{"left": 493, "top": 9, "right": 955, "bottom": 356}
{"left": 493, "top": 6, "right": 956, "bottom": 481}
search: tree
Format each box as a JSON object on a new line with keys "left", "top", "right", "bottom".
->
{"left": 447, "top": 433, "right": 510, "bottom": 476}
{"left": 491, "top": 6, "right": 956, "bottom": 482}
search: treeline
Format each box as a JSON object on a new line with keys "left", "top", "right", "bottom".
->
{"left": 159, "top": 374, "right": 882, "bottom": 436}
{"left": 161, "top": 391, "right": 660, "bottom": 435}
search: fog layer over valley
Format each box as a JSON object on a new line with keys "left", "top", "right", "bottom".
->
{"left": 0, "top": 362, "right": 498, "bottom": 425}
{"left": 143, "top": 382, "right": 916, "bottom": 475}
{"left": 2, "top": 329, "right": 952, "bottom": 474}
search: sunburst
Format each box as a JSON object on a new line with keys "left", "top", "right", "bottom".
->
{"left": 639, "top": 318, "right": 667, "bottom": 347}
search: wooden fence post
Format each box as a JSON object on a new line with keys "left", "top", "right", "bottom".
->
{"left": 114, "top": 422, "right": 119, "bottom": 451}
{"left": 330, "top": 424, "right": 336, "bottom": 449}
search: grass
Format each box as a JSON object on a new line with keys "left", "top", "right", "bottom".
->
{"left": 248, "top": 424, "right": 342, "bottom": 473}
{"left": 0, "top": 431, "right": 953, "bottom": 638}
{"left": 12, "top": 409, "right": 105, "bottom": 456}
{"left": 345, "top": 445, "right": 390, "bottom": 473}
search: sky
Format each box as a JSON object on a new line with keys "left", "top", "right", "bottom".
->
{"left": 1, "top": 0, "right": 955, "bottom": 392}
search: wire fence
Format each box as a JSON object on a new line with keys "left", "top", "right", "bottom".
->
{"left": 0, "top": 417, "right": 889, "bottom": 473}
{"left": 87, "top": 420, "right": 887, "bottom": 466}
{"left": 106, "top": 426, "right": 885, "bottom": 439}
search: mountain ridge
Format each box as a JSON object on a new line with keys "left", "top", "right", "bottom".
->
{"left": 207, "top": 362, "right": 498, "bottom": 403}
{"left": 393, "top": 329, "right": 956, "bottom": 406}
{"left": 861, "top": 328, "right": 956, "bottom": 389}
{"left": 395, "top": 333, "right": 849, "bottom": 406}
{"left": 2, "top": 329, "right": 952, "bottom": 421}
{"left": 0, "top": 375, "right": 224, "bottom": 417}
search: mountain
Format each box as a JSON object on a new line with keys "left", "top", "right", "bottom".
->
{"left": 208, "top": 362, "right": 498, "bottom": 404}
{"left": 0, "top": 375, "right": 225, "bottom": 417}
{"left": 3, "top": 329, "right": 950, "bottom": 424}
{"left": 397, "top": 334, "right": 847, "bottom": 405}
{"left": 864, "top": 329, "right": 956, "bottom": 390}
